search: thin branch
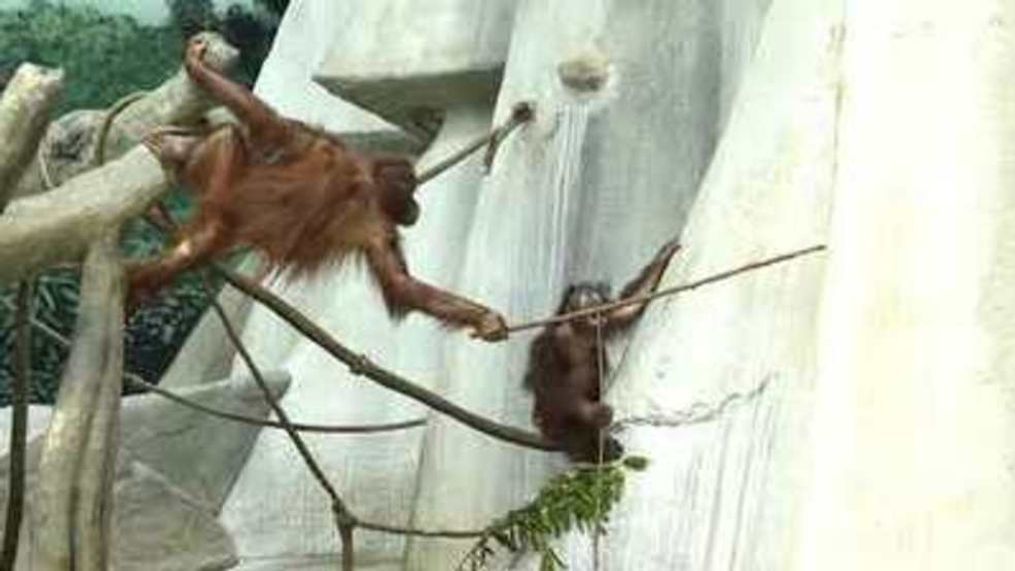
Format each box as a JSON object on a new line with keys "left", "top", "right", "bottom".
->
{"left": 19, "top": 296, "right": 409, "bottom": 437}
{"left": 94, "top": 91, "right": 148, "bottom": 166}
{"left": 415, "top": 101, "right": 534, "bottom": 186}
{"left": 213, "top": 266, "right": 558, "bottom": 452}
{"left": 505, "top": 244, "right": 827, "bottom": 335}
{"left": 123, "top": 373, "right": 426, "bottom": 434}
{"left": 1, "top": 280, "right": 31, "bottom": 568}
{"left": 5, "top": 294, "right": 374, "bottom": 438}
{"left": 357, "top": 519, "right": 483, "bottom": 539}
{"left": 200, "top": 273, "right": 357, "bottom": 569}
{"left": 0, "top": 295, "right": 70, "bottom": 347}
{"left": 339, "top": 524, "right": 354, "bottom": 571}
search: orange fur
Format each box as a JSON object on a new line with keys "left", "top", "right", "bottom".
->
{"left": 128, "top": 36, "right": 507, "bottom": 341}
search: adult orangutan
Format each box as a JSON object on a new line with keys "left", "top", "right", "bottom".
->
{"left": 523, "top": 239, "right": 681, "bottom": 461}
{"left": 132, "top": 36, "right": 507, "bottom": 341}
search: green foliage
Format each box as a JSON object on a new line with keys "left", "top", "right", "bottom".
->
{"left": 458, "top": 457, "right": 649, "bottom": 571}
{"left": 0, "top": 0, "right": 182, "bottom": 113}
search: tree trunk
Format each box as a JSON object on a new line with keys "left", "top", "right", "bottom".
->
{"left": 32, "top": 234, "right": 124, "bottom": 570}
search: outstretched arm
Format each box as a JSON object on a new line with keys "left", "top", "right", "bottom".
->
{"left": 365, "top": 236, "right": 508, "bottom": 341}
{"left": 183, "top": 37, "right": 289, "bottom": 147}
{"left": 606, "top": 238, "right": 681, "bottom": 331}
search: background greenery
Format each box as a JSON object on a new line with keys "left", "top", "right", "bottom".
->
{"left": 0, "top": 0, "right": 289, "bottom": 405}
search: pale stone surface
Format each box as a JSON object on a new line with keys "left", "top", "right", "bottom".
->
{"left": 219, "top": 1, "right": 517, "bottom": 568}
{"left": 159, "top": 273, "right": 256, "bottom": 389}
{"left": 798, "top": 2, "right": 1015, "bottom": 569}
{"left": 0, "top": 371, "right": 290, "bottom": 569}
{"left": 252, "top": 0, "right": 419, "bottom": 154}
{"left": 0, "top": 405, "right": 52, "bottom": 452}
{"left": 236, "top": 557, "right": 399, "bottom": 571}
{"left": 220, "top": 334, "right": 428, "bottom": 568}
{"left": 315, "top": 0, "right": 518, "bottom": 136}
{"left": 0, "top": 373, "right": 289, "bottom": 512}
{"left": 590, "top": 0, "right": 837, "bottom": 568}
{"left": 121, "top": 372, "right": 292, "bottom": 511}
{"left": 0, "top": 445, "right": 237, "bottom": 571}
{"left": 112, "top": 460, "right": 238, "bottom": 571}
{"left": 133, "top": 0, "right": 1015, "bottom": 568}
{"left": 407, "top": 0, "right": 767, "bottom": 567}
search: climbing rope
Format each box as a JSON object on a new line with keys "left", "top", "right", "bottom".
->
{"left": 593, "top": 310, "right": 606, "bottom": 571}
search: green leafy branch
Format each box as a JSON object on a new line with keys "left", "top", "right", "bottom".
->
{"left": 458, "top": 456, "right": 649, "bottom": 571}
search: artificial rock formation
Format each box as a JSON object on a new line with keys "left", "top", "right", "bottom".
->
{"left": 0, "top": 374, "right": 291, "bottom": 570}
{"left": 94, "top": 0, "right": 1015, "bottom": 568}
{"left": 217, "top": 0, "right": 519, "bottom": 568}
{"left": 594, "top": 0, "right": 835, "bottom": 567}
{"left": 407, "top": 0, "right": 770, "bottom": 566}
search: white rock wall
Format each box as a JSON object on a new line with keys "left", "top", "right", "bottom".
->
{"left": 218, "top": 1, "right": 517, "bottom": 569}
{"left": 406, "top": 0, "right": 772, "bottom": 567}
{"left": 798, "top": 1, "right": 1015, "bottom": 569}
{"left": 594, "top": 0, "right": 838, "bottom": 568}
{"left": 162, "top": 0, "right": 1015, "bottom": 568}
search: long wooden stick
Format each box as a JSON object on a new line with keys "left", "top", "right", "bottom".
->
{"left": 505, "top": 244, "right": 827, "bottom": 335}
{"left": 123, "top": 373, "right": 425, "bottom": 434}
{"left": 201, "top": 272, "right": 357, "bottom": 570}
{"left": 138, "top": 209, "right": 556, "bottom": 451}
{"left": 1, "top": 280, "right": 31, "bottom": 568}
{"left": 214, "top": 266, "right": 558, "bottom": 451}
{"left": 415, "top": 101, "right": 534, "bottom": 186}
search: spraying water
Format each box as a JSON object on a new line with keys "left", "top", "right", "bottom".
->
{"left": 542, "top": 101, "right": 592, "bottom": 292}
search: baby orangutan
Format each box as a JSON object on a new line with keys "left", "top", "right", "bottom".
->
{"left": 132, "top": 36, "right": 506, "bottom": 340}
{"left": 523, "top": 239, "right": 681, "bottom": 462}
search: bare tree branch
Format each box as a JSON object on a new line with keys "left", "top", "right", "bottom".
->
{"left": 214, "top": 267, "right": 559, "bottom": 452}
{"left": 201, "top": 272, "right": 358, "bottom": 570}
{"left": 0, "top": 64, "right": 64, "bottom": 210}
{"left": 1, "top": 280, "right": 32, "bottom": 568}
{"left": 124, "top": 373, "right": 427, "bottom": 435}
